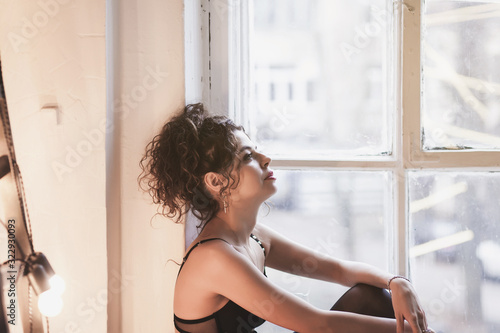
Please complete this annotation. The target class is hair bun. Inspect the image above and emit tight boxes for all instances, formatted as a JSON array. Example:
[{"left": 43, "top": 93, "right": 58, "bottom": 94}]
[{"left": 183, "top": 103, "right": 206, "bottom": 127}]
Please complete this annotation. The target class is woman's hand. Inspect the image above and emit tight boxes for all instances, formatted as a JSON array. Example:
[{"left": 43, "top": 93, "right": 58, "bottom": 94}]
[{"left": 389, "top": 278, "right": 434, "bottom": 333}]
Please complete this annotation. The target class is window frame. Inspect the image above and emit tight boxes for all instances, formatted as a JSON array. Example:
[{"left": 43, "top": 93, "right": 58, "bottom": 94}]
[{"left": 185, "top": 0, "right": 500, "bottom": 276}]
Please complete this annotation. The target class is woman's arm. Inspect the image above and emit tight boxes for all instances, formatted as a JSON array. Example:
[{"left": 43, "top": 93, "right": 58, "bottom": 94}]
[
  {"left": 254, "top": 223, "right": 431, "bottom": 333},
  {"left": 189, "top": 239, "right": 414, "bottom": 333},
  {"left": 254, "top": 223, "right": 391, "bottom": 286}
]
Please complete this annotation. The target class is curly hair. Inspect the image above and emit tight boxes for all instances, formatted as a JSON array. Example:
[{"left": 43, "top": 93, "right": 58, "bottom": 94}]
[{"left": 139, "top": 103, "right": 244, "bottom": 225}]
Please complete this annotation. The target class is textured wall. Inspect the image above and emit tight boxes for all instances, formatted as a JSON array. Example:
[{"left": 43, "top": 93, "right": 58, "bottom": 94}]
[
  {"left": 0, "top": 0, "right": 185, "bottom": 332},
  {"left": 108, "top": 0, "right": 185, "bottom": 332},
  {"left": 0, "top": 0, "right": 107, "bottom": 332}
]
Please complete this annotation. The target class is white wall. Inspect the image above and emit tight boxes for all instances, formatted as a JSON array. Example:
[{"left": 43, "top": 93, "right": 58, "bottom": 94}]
[
  {"left": 0, "top": 0, "right": 108, "bottom": 332},
  {"left": 0, "top": 0, "right": 186, "bottom": 332},
  {"left": 108, "top": 0, "right": 185, "bottom": 332}
]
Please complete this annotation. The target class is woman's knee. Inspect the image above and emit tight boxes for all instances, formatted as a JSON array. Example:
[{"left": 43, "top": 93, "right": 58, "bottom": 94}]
[{"left": 331, "top": 283, "right": 395, "bottom": 318}]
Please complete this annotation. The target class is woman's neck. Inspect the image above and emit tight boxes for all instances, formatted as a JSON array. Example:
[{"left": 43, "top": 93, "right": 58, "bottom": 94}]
[{"left": 207, "top": 208, "right": 259, "bottom": 245}]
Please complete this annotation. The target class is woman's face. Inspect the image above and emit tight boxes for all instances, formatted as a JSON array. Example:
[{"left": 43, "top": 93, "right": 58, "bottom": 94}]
[{"left": 228, "top": 130, "right": 277, "bottom": 205}]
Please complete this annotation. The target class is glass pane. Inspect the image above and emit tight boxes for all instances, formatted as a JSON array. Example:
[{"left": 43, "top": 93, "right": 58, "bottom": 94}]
[
  {"left": 409, "top": 172, "right": 500, "bottom": 333},
  {"left": 250, "top": 0, "right": 392, "bottom": 158},
  {"left": 260, "top": 170, "right": 391, "bottom": 332},
  {"left": 422, "top": 1, "right": 500, "bottom": 150}
]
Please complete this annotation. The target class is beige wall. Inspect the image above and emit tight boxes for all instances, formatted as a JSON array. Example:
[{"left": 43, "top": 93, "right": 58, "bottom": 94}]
[
  {"left": 0, "top": 0, "right": 107, "bottom": 332},
  {"left": 0, "top": 0, "right": 185, "bottom": 332},
  {"left": 108, "top": 0, "right": 185, "bottom": 332}
]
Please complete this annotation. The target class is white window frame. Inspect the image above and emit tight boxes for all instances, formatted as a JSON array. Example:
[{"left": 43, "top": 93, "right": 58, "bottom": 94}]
[{"left": 184, "top": 0, "right": 500, "bottom": 276}]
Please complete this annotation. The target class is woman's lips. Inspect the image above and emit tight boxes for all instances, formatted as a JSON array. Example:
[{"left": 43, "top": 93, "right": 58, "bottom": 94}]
[{"left": 265, "top": 171, "right": 276, "bottom": 180}]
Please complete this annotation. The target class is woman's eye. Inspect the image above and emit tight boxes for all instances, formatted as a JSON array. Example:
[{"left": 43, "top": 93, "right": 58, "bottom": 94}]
[{"left": 244, "top": 153, "right": 253, "bottom": 161}]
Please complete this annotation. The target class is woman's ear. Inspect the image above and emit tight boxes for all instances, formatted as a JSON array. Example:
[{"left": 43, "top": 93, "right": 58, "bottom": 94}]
[{"left": 204, "top": 172, "right": 225, "bottom": 195}]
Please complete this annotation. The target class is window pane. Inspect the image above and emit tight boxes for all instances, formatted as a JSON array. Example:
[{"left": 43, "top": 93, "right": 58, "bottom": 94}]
[
  {"left": 250, "top": 0, "right": 392, "bottom": 158},
  {"left": 409, "top": 172, "right": 500, "bottom": 333},
  {"left": 260, "top": 170, "right": 391, "bottom": 332},
  {"left": 422, "top": 1, "right": 500, "bottom": 150}
]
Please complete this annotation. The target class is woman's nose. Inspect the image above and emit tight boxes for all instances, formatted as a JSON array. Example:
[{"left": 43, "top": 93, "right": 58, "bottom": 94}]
[{"left": 260, "top": 153, "right": 271, "bottom": 168}]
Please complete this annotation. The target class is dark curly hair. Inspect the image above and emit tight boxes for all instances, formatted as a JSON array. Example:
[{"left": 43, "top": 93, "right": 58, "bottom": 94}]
[{"left": 139, "top": 103, "right": 244, "bottom": 225}]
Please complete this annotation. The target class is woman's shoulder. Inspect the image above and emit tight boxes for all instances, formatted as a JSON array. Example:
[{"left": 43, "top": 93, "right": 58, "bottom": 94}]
[
  {"left": 183, "top": 237, "right": 234, "bottom": 265},
  {"left": 178, "top": 235, "right": 269, "bottom": 295},
  {"left": 253, "top": 221, "right": 278, "bottom": 236},
  {"left": 174, "top": 238, "right": 236, "bottom": 318}
]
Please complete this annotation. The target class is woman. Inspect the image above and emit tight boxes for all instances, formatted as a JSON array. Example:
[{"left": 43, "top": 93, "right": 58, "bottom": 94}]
[{"left": 139, "top": 104, "right": 434, "bottom": 333}]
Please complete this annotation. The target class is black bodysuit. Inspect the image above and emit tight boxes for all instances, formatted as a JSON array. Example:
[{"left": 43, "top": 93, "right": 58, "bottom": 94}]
[{"left": 174, "top": 234, "right": 267, "bottom": 333}]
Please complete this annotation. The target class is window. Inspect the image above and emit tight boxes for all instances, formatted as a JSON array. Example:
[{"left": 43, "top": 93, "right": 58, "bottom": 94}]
[
  {"left": 249, "top": 0, "right": 392, "bottom": 157},
  {"left": 261, "top": 170, "right": 391, "bottom": 314},
  {"left": 189, "top": 0, "right": 500, "bottom": 331},
  {"left": 422, "top": 1, "right": 500, "bottom": 150}
]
